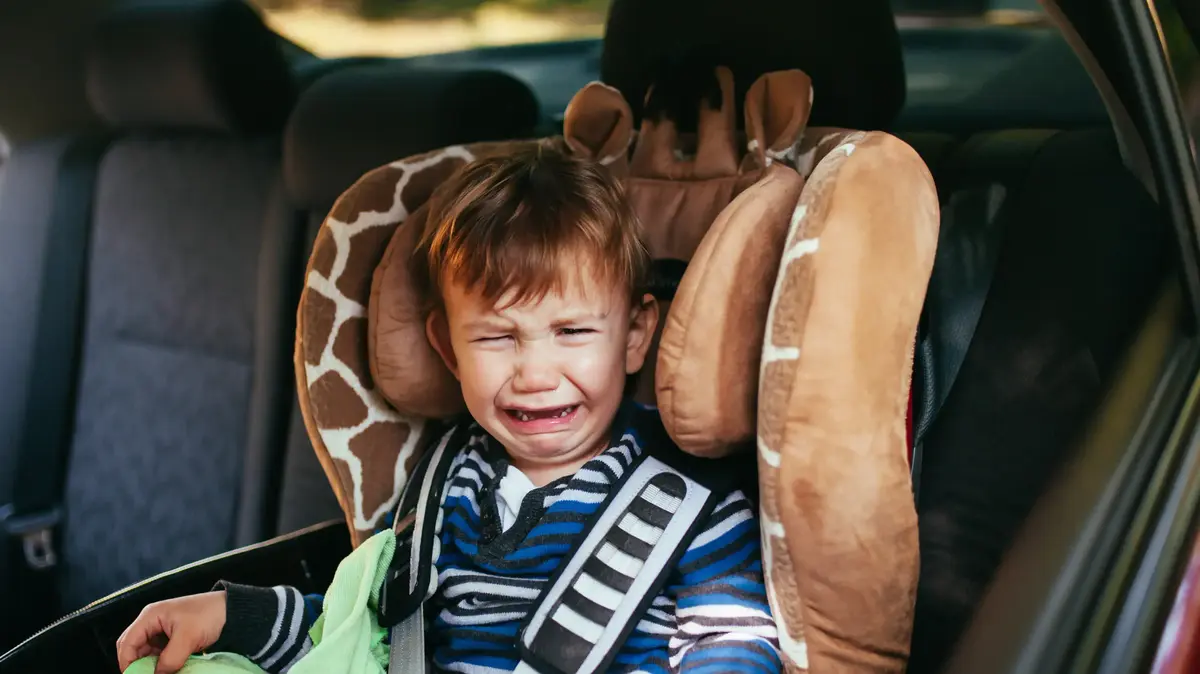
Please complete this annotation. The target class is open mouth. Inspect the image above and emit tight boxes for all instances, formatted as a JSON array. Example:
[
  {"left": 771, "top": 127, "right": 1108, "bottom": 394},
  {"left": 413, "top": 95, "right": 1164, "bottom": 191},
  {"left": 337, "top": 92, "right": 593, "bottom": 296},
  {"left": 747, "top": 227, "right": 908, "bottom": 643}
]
[{"left": 505, "top": 405, "right": 578, "bottom": 423}]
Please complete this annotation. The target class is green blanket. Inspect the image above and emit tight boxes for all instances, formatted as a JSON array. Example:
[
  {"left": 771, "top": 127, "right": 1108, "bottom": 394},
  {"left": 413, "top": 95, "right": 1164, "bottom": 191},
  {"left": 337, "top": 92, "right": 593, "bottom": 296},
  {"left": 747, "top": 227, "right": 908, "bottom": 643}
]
[{"left": 126, "top": 529, "right": 396, "bottom": 674}]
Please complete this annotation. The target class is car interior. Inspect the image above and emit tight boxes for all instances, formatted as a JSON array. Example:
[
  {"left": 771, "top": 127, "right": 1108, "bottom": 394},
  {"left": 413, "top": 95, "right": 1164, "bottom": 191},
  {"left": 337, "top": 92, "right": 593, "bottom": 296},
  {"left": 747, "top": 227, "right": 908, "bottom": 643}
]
[{"left": 0, "top": 0, "right": 1189, "bottom": 671}]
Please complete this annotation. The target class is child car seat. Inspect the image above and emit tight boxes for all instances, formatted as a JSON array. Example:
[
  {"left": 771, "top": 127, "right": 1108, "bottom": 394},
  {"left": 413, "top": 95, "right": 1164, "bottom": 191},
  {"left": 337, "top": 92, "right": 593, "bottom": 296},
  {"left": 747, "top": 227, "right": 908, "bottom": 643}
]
[{"left": 294, "top": 67, "right": 938, "bottom": 673}]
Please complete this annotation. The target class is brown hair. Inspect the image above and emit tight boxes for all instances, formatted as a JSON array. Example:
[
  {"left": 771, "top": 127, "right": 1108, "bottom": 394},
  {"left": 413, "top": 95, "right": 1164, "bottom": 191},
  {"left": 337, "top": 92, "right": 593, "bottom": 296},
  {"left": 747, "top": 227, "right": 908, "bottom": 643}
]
[{"left": 413, "top": 143, "right": 650, "bottom": 312}]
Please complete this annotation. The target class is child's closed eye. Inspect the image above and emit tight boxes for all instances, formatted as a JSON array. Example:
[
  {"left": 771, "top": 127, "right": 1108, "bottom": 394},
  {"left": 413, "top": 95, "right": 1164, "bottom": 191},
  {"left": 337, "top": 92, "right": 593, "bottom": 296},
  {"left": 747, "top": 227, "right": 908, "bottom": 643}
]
[
  {"left": 471, "top": 334, "right": 513, "bottom": 344},
  {"left": 559, "top": 327, "right": 596, "bottom": 336}
]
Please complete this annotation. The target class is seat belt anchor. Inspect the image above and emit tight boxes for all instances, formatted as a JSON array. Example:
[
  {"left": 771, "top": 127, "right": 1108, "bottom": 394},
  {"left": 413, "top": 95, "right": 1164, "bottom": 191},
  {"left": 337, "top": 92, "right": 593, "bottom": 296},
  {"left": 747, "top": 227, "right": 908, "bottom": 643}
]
[{"left": 1, "top": 505, "right": 62, "bottom": 570}]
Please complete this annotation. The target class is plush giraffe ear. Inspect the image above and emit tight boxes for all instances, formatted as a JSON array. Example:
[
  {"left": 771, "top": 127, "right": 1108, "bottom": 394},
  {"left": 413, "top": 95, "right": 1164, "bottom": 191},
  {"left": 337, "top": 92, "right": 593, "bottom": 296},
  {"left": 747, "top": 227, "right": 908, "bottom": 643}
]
[
  {"left": 563, "top": 82, "right": 634, "bottom": 172},
  {"left": 744, "top": 70, "right": 813, "bottom": 168}
]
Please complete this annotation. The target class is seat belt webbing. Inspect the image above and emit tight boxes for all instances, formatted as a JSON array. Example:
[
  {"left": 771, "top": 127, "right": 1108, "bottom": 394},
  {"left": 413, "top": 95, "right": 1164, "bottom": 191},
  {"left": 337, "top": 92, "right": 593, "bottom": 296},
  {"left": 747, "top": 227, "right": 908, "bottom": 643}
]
[
  {"left": 515, "top": 455, "right": 715, "bottom": 674},
  {"left": 385, "top": 429, "right": 458, "bottom": 672},
  {"left": 910, "top": 183, "right": 1008, "bottom": 501},
  {"left": 384, "top": 441, "right": 718, "bottom": 674},
  {"left": 0, "top": 135, "right": 111, "bottom": 647}
]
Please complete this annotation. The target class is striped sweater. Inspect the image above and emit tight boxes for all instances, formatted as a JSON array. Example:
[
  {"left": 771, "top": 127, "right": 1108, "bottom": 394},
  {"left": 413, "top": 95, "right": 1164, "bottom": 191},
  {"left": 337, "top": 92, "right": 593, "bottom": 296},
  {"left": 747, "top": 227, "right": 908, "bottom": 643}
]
[{"left": 212, "top": 408, "right": 780, "bottom": 673}]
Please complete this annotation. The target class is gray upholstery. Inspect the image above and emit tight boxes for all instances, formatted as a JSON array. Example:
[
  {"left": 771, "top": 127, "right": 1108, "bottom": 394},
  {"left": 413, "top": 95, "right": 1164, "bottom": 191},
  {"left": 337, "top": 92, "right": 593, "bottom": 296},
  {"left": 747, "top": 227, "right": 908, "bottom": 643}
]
[
  {"left": 284, "top": 64, "right": 539, "bottom": 211},
  {"left": 234, "top": 173, "right": 308, "bottom": 548},
  {"left": 87, "top": 0, "right": 295, "bottom": 133},
  {"left": 60, "top": 138, "right": 288, "bottom": 607},
  {"left": 0, "top": 0, "right": 304, "bottom": 611}
]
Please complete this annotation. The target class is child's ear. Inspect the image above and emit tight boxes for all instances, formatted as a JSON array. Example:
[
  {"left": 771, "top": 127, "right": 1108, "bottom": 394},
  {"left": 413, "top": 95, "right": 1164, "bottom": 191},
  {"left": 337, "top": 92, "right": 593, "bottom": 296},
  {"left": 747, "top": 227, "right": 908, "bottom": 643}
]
[
  {"left": 425, "top": 310, "right": 460, "bottom": 379},
  {"left": 625, "top": 293, "right": 659, "bottom": 374}
]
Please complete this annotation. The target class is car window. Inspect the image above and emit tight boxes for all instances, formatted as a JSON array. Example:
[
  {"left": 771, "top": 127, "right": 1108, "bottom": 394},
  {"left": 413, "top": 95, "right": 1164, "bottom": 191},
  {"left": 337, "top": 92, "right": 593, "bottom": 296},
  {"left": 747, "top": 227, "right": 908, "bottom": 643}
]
[
  {"left": 247, "top": 0, "right": 613, "bottom": 58},
  {"left": 248, "top": 0, "right": 1043, "bottom": 58},
  {"left": 892, "top": 0, "right": 1041, "bottom": 15},
  {"left": 1155, "top": 0, "right": 1200, "bottom": 142}
]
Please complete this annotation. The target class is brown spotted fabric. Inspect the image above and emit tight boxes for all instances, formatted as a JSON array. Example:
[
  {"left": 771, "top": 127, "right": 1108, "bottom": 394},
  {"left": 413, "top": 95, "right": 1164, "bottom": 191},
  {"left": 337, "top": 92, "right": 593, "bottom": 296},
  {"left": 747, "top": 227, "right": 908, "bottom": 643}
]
[{"left": 293, "top": 70, "right": 938, "bottom": 674}]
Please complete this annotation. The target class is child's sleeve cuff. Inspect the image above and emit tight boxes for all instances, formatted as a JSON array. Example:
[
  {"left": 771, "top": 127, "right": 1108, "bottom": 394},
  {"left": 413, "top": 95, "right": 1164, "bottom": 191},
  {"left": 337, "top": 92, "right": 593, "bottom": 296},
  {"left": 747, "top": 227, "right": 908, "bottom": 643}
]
[{"left": 208, "top": 581, "right": 292, "bottom": 658}]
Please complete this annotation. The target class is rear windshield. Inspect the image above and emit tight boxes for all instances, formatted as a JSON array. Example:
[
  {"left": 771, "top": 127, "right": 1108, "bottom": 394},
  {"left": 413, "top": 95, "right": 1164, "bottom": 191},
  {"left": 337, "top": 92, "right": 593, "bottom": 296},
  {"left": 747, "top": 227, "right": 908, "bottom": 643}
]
[{"left": 250, "top": 0, "right": 1044, "bottom": 58}]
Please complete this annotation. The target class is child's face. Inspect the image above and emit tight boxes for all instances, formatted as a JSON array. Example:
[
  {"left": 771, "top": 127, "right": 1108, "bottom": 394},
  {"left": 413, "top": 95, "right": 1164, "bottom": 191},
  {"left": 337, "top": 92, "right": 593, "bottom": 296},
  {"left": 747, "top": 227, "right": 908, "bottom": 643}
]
[{"left": 427, "top": 263, "right": 657, "bottom": 478}]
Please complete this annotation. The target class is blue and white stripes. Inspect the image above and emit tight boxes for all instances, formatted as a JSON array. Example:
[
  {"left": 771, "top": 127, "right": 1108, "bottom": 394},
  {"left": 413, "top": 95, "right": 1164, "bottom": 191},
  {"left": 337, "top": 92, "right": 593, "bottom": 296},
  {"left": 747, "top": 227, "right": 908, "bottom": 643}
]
[{"left": 213, "top": 411, "right": 780, "bottom": 673}]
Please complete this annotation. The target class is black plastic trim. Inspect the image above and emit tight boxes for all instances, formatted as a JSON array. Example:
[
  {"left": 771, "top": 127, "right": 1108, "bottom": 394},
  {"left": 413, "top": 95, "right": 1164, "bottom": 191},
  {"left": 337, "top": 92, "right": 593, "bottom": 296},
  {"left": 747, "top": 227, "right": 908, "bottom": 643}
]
[
  {"left": 1109, "top": 0, "right": 1200, "bottom": 329},
  {"left": 1096, "top": 360, "right": 1200, "bottom": 673},
  {"left": 0, "top": 520, "right": 349, "bottom": 673}
]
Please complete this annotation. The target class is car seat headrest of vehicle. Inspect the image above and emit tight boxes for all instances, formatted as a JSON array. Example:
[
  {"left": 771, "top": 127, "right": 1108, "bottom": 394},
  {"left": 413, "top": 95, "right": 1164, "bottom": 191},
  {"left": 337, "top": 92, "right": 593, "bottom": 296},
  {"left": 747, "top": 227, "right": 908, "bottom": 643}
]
[
  {"left": 87, "top": 0, "right": 295, "bottom": 134},
  {"left": 600, "top": 0, "right": 905, "bottom": 131},
  {"left": 294, "top": 67, "right": 938, "bottom": 674},
  {"left": 284, "top": 64, "right": 540, "bottom": 211}
]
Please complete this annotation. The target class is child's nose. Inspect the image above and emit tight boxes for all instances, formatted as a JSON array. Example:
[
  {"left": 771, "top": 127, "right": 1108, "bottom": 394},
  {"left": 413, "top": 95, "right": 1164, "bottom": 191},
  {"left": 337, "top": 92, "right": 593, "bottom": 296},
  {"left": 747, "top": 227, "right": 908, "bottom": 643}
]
[{"left": 512, "top": 358, "right": 558, "bottom": 393}]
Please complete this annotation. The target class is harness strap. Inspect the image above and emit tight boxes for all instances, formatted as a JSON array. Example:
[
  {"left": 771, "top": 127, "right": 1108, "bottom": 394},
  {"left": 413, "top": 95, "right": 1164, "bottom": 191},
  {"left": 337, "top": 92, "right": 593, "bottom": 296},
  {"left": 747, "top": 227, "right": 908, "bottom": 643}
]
[
  {"left": 0, "top": 135, "right": 112, "bottom": 650},
  {"left": 515, "top": 455, "right": 717, "bottom": 674},
  {"left": 382, "top": 427, "right": 462, "bottom": 672},
  {"left": 381, "top": 422, "right": 722, "bottom": 674}
]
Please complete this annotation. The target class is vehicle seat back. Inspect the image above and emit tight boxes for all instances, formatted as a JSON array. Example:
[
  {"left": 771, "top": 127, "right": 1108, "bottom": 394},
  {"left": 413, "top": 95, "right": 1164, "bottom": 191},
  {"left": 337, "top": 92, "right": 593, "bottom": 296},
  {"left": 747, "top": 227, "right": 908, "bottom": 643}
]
[{"left": 57, "top": 0, "right": 298, "bottom": 609}]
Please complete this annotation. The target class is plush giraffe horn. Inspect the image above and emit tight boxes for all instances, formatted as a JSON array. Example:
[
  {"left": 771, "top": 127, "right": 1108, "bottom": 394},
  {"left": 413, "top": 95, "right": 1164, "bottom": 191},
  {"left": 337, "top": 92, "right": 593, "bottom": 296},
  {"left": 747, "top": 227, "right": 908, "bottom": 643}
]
[
  {"left": 629, "top": 66, "right": 740, "bottom": 180},
  {"left": 691, "top": 66, "right": 739, "bottom": 179},
  {"left": 628, "top": 81, "right": 681, "bottom": 178}
]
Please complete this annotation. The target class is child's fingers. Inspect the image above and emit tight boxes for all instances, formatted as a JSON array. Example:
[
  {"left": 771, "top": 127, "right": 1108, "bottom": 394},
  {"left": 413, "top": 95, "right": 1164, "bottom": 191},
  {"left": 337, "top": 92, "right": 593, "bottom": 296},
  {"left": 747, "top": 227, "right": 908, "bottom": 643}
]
[
  {"left": 118, "top": 644, "right": 160, "bottom": 672},
  {"left": 137, "top": 642, "right": 161, "bottom": 660},
  {"left": 152, "top": 628, "right": 198, "bottom": 674},
  {"left": 116, "top": 612, "right": 162, "bottom": 671}
]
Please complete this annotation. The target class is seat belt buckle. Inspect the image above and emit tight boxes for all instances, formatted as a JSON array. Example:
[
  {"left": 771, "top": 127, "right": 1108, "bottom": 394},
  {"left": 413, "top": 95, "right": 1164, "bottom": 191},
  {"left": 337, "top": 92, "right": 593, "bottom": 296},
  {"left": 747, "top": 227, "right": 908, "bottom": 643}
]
[
  {"left": 1, "top": 505, "right": 62, "bottom": 571},
  {"left": 378, "top": 533, "right": 421, "bottom": 628}
]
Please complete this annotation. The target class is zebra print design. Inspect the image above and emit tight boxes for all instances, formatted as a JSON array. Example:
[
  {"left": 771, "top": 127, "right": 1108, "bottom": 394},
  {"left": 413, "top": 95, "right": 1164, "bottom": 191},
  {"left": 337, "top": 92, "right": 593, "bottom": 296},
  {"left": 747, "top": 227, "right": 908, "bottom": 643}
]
[{"left": 523, "top": 473, "right": 688, "bottom": 674}]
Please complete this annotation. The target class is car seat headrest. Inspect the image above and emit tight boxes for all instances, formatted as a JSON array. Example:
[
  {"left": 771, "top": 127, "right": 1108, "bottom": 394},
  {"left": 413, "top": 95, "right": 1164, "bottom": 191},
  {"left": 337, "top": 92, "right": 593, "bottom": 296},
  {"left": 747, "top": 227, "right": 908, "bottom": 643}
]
[
  {"left": 87, "top": 0, "right": 295, "bottom": 134},
  {"left": 600, "top": 0, "right": 905, "bottom": 130},
  {"left": 367, "top": 68, "right": 813, "bottom": 455},
  {"left": 284, "top": 64, "right": 540, "bottom": 211}
]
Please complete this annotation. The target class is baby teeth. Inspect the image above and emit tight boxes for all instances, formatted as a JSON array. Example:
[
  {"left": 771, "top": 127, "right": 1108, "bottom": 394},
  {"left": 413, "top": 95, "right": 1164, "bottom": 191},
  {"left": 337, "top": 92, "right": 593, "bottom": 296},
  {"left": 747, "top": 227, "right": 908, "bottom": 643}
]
[{"left": 513, "top": 406, "right": 573, "bottom": 422}]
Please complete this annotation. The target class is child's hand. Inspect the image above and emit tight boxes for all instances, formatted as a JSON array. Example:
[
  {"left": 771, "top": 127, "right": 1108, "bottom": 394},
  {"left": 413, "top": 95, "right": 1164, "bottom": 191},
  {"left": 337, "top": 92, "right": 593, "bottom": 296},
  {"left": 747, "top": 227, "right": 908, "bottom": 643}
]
[{"left": 115, "top": 591, "right": 227, "bottom": 674}]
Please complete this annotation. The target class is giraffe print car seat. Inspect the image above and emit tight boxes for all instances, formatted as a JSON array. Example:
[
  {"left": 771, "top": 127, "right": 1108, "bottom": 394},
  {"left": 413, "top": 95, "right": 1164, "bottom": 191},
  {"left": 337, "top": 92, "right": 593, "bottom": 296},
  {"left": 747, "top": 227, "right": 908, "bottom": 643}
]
[{"left": 294, "top": 67, "right": 939, "bottom": 673}]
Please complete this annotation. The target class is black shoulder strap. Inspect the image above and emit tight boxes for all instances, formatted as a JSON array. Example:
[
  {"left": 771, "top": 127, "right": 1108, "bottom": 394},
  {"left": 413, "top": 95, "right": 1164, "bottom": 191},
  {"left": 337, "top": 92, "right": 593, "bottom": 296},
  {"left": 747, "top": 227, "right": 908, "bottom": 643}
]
[
  {"left": 911, "top": 182, "right": 1008, "bottom": 500},
  {"left": 379, "top": 423, "right": 464, "bottom": 628},
  {"left": 381, "top": 423, "right": 467, "bottom": 673},
  {"left": 0, "top": 135, "right": 111, "bottom": 648}
]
